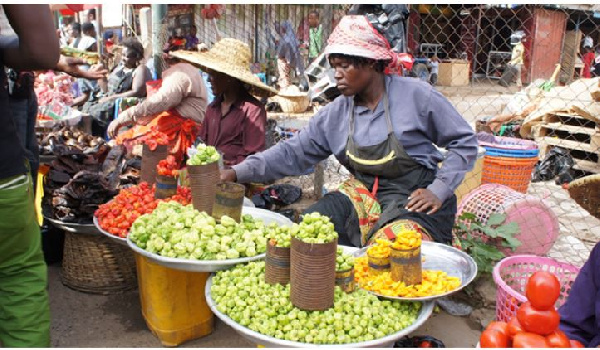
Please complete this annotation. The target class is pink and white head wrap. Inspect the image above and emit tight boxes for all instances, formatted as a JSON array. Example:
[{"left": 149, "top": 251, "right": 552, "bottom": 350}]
[{"left": 324, "top": 15, "right": 393, "bottom": 62}]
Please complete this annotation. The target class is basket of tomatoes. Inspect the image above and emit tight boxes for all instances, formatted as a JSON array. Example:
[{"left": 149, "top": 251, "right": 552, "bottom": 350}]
[
  {"left": 492, "top": 255, "right": 579, "bottom": 322},
  {"left": 481, "top": 271, "right": 584, "bottom": 348}
]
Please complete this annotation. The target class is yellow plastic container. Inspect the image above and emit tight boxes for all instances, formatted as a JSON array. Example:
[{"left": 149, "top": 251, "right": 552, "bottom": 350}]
[
  {"left": 455, "top": 147, "right": 486, "bottom": 204},
  {"left": 135, "top": 254, "right": 214, "bottom": 347}
]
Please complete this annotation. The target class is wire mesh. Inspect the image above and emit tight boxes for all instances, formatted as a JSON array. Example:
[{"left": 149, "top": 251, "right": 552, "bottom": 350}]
[{"left": 186, "top": 4, "right": 600, "bottom": 265}]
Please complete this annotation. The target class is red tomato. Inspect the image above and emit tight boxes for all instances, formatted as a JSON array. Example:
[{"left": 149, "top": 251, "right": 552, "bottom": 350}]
[
  {"left": 513, "top": 332, "right": 549, "bottom": 348},
  {"left": 526, "top": 271, "right": 561, "bottom": 310},
  {"left": 480, "top": 329, "right": 508, "bottom": 348},
  {"left": 545, "top": 330, "right": 570, "bottom": 348},
  {"left": 570, "top": 339, "right": 585, "bottom": 348},
  {"left": 486, "top": 321, "right": 509, "bottom": 338},
  {"left": 507, "top": 317, "right": 524, "bottom": 338},
  {"left": 516, "top": 301, "right": 560, "bottom": 336}
]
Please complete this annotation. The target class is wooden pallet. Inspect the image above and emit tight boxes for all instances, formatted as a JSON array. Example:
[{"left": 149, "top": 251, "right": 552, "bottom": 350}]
[{"left": 533, "top": 114, "right": 600, "bottom": 174}]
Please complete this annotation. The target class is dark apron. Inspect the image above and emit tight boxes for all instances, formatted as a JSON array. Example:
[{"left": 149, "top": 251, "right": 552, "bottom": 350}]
[{"left": 344, "top": 85, "right": 456, "bottom": 245}]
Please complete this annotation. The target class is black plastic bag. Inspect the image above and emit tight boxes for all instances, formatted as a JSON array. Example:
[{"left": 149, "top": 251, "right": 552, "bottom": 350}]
[
  {"left": 532, "top": 147, "right": 574, "bottom": 184},
  {"left": 251, "top": 184, "right": 302, "bottom": 209},
  {"left": 394, "top": 336, "right": 446, "bottom": 348},
  {"left": 348, "top": 4, "right": 409, "bottom": 53}
]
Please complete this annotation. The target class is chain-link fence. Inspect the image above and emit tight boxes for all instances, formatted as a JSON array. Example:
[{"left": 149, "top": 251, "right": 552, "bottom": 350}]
[{"left": 192, "top": 4, "right": 600, "bottom": 266}]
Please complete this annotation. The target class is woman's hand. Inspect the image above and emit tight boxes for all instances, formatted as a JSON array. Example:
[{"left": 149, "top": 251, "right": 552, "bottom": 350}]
[
  {"left": 107, "top": 113, "right": 135, "bottom": 139},
  {"left": 405, "top": 188, "right": 442, "bottom": 215},
  {"left": 220, "top": 169, "right": 237, "bottom": 183},
  {"left": 98, "top": 96, "right": 113, "bottom": 104}
]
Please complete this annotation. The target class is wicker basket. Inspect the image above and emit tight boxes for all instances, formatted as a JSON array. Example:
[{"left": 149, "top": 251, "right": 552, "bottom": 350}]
[
  {"left": 61, "top": 231, "right": 137, "bottom": 294},
  {"left": 492, "top": 255, "right": 579, "bottom": 322},
  {"left": 568, "top": 174, "right": 600, "bottom": 219},
  {"left": 275, "top": 86, "right": 310, "bottom": 114}
]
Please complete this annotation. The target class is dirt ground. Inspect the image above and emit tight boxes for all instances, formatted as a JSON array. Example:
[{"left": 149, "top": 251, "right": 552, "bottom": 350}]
[{"left": 48, "top": 263, "right": 482, "bottom": 348}]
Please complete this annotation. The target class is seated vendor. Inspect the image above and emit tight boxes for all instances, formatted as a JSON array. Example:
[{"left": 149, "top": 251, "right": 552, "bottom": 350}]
[
  {"left": 82, "top": 37, "right": 152, "bottom": 136},
  {"left": 559, "top": 242, "right": 600, "bottom": 347},
  {"left": 179, "top": 38, "right": 277, "bottom": 167},
  {"left": 221, "top": 15, "right": 478, "bottom": 247},
  {"left": 107, "top": 47, "right": 209, "bottom": 163}
]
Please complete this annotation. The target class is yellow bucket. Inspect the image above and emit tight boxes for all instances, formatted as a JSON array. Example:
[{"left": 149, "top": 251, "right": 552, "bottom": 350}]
[{"left": 135, "top": 254, "right": 214, "bottom": 347}]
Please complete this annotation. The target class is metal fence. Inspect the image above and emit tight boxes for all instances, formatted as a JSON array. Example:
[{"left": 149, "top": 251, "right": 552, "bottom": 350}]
[{"left": 194, "top": 4, "right": 600, "bottom": 266}]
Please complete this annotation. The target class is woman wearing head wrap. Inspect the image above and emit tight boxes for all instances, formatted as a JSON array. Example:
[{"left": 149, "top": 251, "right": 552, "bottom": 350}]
[
  {"left": 222, "top": 15, "right": 477, "bottom": 246},
  {"left": 276, "top": 20, "right": 304, "bottom": 89}
]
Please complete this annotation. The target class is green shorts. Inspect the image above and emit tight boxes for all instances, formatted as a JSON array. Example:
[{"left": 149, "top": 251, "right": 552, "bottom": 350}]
[{"left": 0, "top": 173, "right": 50, "bottom": 347}]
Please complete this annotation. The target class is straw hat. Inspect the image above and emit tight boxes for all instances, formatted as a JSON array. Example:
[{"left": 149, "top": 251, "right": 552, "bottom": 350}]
[{"left": 171, "top": 38, "right": 278, "bottom": 98}]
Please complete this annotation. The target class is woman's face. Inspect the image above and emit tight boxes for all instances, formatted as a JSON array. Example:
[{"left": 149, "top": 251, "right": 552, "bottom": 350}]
[
  {"left": 329, "top": 56, "right": 374, "bottom": 96},
  {"left": 207, "top": 69, "right": 231, "bottom": 96},
  {"left": 122, "top": 47, "right": 139, "bottom": 69}
]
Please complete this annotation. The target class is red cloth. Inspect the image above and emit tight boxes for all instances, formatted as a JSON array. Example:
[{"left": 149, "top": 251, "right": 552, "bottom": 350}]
[
  {"left": 116, "top": 109, "right": 200, "bottom": 164},
  {"left": 198, "top": 92, "right": 266, "bottom": 167},
  {"left": 325, "top": 15, "right": 393, "bottom": 62},
  {"left": 583, "top": 52, "right": 595, "bottom": 78}
]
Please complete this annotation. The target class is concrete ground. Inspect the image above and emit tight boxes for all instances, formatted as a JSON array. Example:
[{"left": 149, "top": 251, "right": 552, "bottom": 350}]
[{"left": 48, "top": 264, "right": 481, "bottom": 348}]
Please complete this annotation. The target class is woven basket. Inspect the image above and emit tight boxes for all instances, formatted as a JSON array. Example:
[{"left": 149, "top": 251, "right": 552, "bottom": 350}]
[
  {"left": 568, "top": 174, "right": 600, "bottom": 219},
  {"left": 456, "top": 184, "right": 559, "bottom": 256},
  {"left": 274, "top": 94, "right": 310, "bottom": 114},
  {"left": 61, "top": 231, "right": 137, "bottom": 294},
  {"left": 492, "top": 255, "right": 579, "bottom": 322}
]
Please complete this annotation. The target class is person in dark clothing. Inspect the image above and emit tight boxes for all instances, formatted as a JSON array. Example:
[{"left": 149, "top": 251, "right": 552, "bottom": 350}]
[
  {"left": 82, "top": 37, "right": 152, "bottom": 136},
  {"left": 559, "top": 242, "right": 600, "bottom": 347},
  {"left": 0, "top": 5, "right": 59, "bottom": 347},
  {"left": 221, "top": 15, "right": 477, "bottom": 247}
]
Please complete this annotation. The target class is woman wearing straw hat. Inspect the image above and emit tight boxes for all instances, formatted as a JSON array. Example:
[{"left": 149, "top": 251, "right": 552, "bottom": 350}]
[
  {"left": 107, "top": 46, "right": 209, "bottom": 163},
  {"left": 170, "top": 38, "right": 278, "bottom": 167},
  {"left": 222, "top": 15, "right": 478, "bottom": 247}
]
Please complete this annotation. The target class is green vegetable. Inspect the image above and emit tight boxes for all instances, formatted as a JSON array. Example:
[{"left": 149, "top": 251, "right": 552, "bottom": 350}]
[
  {"left": 211, "top": 261, "right": 421, "bottom": 344},
  {"left": 129, "top": 202, "right": 268, "bottom": 260},
  {"left": 292, "top": 212, "right": 338, "bottom": 244},
  {"left": 186, "top": 143, "right": 221, "bottom": 166},
  {"left": 266, "top": 222, "right": 294, "bottom": 248},
  {"left": 336, "top": 247, "right": 354, "bottom": 272}
]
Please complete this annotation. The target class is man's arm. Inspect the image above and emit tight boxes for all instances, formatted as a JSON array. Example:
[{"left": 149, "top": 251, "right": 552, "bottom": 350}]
[{"left": 3, "top": 5, "right": 59, "bottom": 70}]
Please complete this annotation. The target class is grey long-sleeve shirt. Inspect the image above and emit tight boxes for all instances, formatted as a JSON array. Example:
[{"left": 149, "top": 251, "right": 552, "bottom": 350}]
[{"left": 233, "top": 75, "right": 478, "bottom": 203}]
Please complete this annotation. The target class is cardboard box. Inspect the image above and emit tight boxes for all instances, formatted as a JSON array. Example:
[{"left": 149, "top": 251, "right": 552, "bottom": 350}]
[{"left": 438, "top": 60, "right": 470, "bottom": 86}]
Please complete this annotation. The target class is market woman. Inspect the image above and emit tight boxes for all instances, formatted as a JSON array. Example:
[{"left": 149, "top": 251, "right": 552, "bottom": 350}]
[
  {"left": 107, "top": 48, "right": 209, "bottom": 163},
  {"left": 82, "top": 37, "right": 152, "bottom": 136},
  {"left": 221, "top": 15, "right": 478, "bottom": 247},
  {"left": 172, "top": 38, "right": 277, "bottom": 167},
  {"left": 276, "top": 20, "right": 304, "bottom": 89}
]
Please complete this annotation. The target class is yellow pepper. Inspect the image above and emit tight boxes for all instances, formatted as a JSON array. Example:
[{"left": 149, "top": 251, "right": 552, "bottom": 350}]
[
  {"left": 354, "top": 256, "right": 461, "bottom": 298},
  {"left": 367, "top": 239, "right": 392, "bottom": 259},
  {"left": 391, "top": 230, "right": 422, "bottom": 250}
]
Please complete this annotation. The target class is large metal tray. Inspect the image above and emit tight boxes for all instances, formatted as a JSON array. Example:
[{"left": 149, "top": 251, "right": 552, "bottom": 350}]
[
  {"left": 205, "top": 275, "right": 434, "bottom": 348},
  {"left": 354, "top": 241, "right": 477, "bottom": 302},
  {"left": 45, "top": 217, "right": 100, "bottom": 235},
  {"left": 93, "top": 216, "right": 128, "bottom": 246},
  {"left": 126, "top": 207, "right": 293, "bottom": 272}
]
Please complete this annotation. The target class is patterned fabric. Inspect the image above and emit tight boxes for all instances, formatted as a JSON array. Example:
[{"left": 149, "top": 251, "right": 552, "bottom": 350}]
[
  {"left": 277, "top": 58, "right": 292, "bottom": 89},
  {"left": 309, "top": 25, "right": 323, "bottom": 59},
  {"left": 324, "top": 15, "right": 393, "bottom": 62},
  {"left": 338, "top": 178, "right": 381, "bottom": 246},
  {"left": 369, "top": 220, "right": 432, "bottom": 246}
]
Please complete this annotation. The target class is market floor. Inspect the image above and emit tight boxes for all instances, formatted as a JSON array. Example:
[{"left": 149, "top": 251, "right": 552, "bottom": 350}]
[{"left": 48, "top": 263, "right": 481, "bottom": 348}]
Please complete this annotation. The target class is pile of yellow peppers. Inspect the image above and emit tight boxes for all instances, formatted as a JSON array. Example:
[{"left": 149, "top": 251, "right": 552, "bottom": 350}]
[
  {"left": 391, "top": 230, "right": 422, "bottom": 250},
  {"left": 354, "top": 256, "right": 461, "bottom": 298}
]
